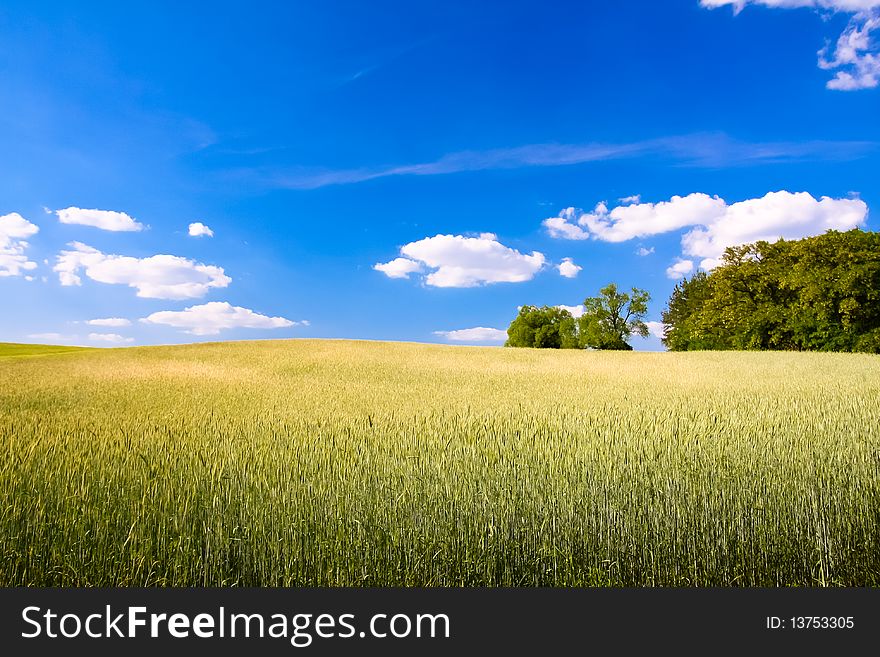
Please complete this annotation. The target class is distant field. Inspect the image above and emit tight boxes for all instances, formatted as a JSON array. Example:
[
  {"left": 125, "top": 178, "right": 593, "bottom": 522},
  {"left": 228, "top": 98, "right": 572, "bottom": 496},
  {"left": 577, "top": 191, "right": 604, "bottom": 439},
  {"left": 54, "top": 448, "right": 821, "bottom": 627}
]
[
  {"left": 1, "top": 339, "right": 878, "bottom": 586},
  {"left": 0, "top": 342, "right": 92, "bottom": 359}
]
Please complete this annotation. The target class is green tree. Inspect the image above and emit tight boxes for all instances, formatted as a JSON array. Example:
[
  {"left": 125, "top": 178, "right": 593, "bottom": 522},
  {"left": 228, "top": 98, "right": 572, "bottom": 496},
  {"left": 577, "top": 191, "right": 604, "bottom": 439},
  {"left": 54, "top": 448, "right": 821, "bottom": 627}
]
[
  {"left": 662, "top": 229, "right": 880, "bottom": 353},
  {"left": 505, "top": 305, "right": 578, "bottom": 349},
  {"left": 662, "top": 272, "right": 729, "bottom": 350},
  {"left": 579, "top": 283, "right": 650, "bottom": 350}
]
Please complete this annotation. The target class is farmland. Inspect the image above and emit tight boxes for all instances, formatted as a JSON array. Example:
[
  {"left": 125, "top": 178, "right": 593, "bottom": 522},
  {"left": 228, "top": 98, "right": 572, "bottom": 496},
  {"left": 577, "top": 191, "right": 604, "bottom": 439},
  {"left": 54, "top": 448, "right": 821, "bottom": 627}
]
[{"left": 0, "top": 339, "right": 878, "bottom": 586}]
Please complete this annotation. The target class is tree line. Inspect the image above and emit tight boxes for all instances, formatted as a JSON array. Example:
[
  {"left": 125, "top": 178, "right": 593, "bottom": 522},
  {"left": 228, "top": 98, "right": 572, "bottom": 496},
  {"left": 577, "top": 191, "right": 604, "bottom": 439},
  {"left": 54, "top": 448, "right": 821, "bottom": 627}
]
[
  {"left": 662, "top": 229, "right": 880, "bottom": 353},
  {"left": 505, "top": 229, "right": 879, "bottom": 353}
]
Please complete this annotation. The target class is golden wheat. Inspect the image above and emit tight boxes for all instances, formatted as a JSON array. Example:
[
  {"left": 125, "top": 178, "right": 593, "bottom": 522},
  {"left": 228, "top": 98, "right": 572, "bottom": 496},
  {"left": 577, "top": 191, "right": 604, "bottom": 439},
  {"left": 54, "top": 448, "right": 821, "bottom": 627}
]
[{"left": 0, "top": 340, "right": 878, "bottom": 586}]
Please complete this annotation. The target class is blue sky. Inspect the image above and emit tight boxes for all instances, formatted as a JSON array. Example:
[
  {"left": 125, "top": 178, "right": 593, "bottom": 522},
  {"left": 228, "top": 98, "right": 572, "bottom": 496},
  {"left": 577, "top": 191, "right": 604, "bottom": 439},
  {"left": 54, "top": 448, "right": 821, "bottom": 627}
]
[{"left": 1, "top": 0, "right": 878, "bottom": 350}]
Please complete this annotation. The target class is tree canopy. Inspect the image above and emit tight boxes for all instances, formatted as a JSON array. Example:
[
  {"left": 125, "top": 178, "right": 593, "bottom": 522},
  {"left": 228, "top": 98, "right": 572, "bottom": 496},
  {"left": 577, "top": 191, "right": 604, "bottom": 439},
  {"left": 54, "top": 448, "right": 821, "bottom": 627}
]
[
  {"left": 662, "top": 229, "right": 880, "bottom": 353},
  {"left": 578, "top": 283, "right": 650, "bottom": 350},
  {"left": 505, "top": 284, "right": 650, "bottom": 350},
  {"left": 505, "top": 305, "right": 578, "bottom": 349}
]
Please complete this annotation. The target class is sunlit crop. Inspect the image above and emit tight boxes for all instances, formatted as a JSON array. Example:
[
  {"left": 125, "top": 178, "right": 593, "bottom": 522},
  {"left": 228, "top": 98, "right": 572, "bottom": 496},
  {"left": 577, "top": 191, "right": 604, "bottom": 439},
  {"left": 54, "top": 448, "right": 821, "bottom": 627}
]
[{"left": 1, "top": 340, "right": 878, "bottom": 586}]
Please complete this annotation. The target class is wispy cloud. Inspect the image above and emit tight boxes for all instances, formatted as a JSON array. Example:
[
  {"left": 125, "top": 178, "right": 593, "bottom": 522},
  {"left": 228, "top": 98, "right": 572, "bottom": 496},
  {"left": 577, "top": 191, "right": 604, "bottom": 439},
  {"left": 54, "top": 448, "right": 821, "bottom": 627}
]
[
  {"left": 336, "top": 62, "right": 383, "bottom": 88},
  {"left": 88, "top": 332, "right": 134, "bottom": 344},
  {"left": 657, "top": 133, "right": 877, "bottom": 166},
  {"left": 332, "top": 34, "right": 440, "bottom": 89},
  {"left": 26, "top": 332, "right": 88, "bottom": 346},
  {"left": 238, "top": 133, "right": 875, "bottom": 190}
]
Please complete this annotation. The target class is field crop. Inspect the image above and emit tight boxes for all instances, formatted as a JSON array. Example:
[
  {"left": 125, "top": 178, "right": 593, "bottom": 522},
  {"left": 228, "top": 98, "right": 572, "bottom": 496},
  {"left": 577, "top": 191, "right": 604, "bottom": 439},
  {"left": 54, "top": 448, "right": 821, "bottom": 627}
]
[{"left": 0, "top": 339, "right": 878, "bottom": 586}]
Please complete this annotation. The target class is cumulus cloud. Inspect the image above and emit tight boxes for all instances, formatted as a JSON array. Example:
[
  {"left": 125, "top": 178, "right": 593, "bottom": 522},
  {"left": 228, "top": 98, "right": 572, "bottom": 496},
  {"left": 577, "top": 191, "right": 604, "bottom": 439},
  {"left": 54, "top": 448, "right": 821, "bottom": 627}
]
[
  {"left": 53, "top": 243, "right": 231, "bottom": 299},
  {"left": 645, "top": 321, "right": 667, "bottom": 339},
  {"left": 188, "top": 222, "right": 214, "bottom": 237},
  {"left": 636, "top": 246, "right": 655, "bottom": 256},
  {"left": 620, "top": 194, "right": 642, "bottom": 204},
  {"left": 556, "top": 304, "right": 586, "bottom": 318},
  {"left": 376, "top": 234, "right": 545, "bottom": 288},
  {"left": 88, "top": 333, "right": 134, "bottom": 344},
  {"left": 56, "top": 207, "right": 144, "bottom": 232},
  {"left": 667, "top": 259, "right": 696, "bottom": 279},
  {"left": 372, "top": 257, "right": 423, "bottom": 279},
  {"left": 679, "top": 191, "right": 867, "bottom": 266},
  {"left": 543, "top": 207, "right": 591, "bottom": 240},
  {"left": 557, "top": 257, "right": 583, "bottom": 278},
  {"left": 570, "top": 195, "right": 729, "bottom": 243},
  {"left": 434, "top": 327, "right": 508, "bottom": 342},
  {"left": 0, "top": 212, "right": 40, "bottom": 277},
  {"left": 701, "top": 1, "right": 880, "bottom": 90},
  {"left": 141, "top": 301, "right": 301, "bottom": 335},
  {"left": 546, "top": 191, "right": 867, "bottom": 271},
  {"left": 86, "top": 317, "right": 131, "bottom": 327}
]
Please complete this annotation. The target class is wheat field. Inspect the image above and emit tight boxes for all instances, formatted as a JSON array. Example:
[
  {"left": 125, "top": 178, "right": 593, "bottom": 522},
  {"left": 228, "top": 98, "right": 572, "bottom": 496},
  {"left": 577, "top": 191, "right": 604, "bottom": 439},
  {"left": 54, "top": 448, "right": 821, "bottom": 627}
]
[{"left": 1, "top": 339, "right": 878, "bottom": 586}]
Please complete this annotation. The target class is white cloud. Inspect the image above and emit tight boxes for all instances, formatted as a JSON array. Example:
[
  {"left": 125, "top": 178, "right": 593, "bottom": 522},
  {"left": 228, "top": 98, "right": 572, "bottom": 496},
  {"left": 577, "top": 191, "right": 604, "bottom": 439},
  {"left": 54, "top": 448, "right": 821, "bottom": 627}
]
[
  {"left": 698, "top": 257, "right": 726, "bottom": 271},
  {"left": 619, "top": 194, "right": 642, "bottom": 204},
  {"left": 819, "top": 11, "right": 880, "bottom": 90},
  {"left": 1, "top": 212, "right": 40, "bottom": 277},
  {"left": 188, "top": 222, "right": 214, "bottom": 237},
  {"left": 86, "top": 317, "right": 131, "bottom": 327},
  {"left": 56, "top": 207, "right": 144, "bottom": 232},
  {"left": 377, "top": 234, "right": 546, "bottom": 288},
  {"left": 263, "top": 133, "right": 874, "bottom": 189},
  {"left": 543, "top": 211, "right": 591, "bottom": 240},
  {"left": 546, "top": 191, "right": 867, "bottom": 272},
  {"left": 701, "top": 1, "right": 880, "bottom": 10},
  {"left": 666, "top": 259, "right": 695, "bottom": 279},
  {"left": 54, "top": 242, "right": 231, "bottom": 299},
  {"left": 373, "top": 257, "right": 423, "bottom": 279},
  {"left": 557, "top": 257, "right": 583, "bottom": 278},
  {"left": 567, "top": 194, "right": 729, "bottom": 243},
  {"left": 636, "top": 246, "right": 655, "bottom": 256},
  {"left": 88, "top": 333, "right": 134, "bottom": 344},
  {"left": 645, "top": 321, "right": 667, "bottom": 339},
  {"left": 141, "top": 301, "right": 300, "bottom": 335},
  {"left": 434, "top": 327, "right": 508, "bottom": 342},
  {"left": 27, "top": 332, "right": 76, "bottom": 343},
  {"left": 556, "top": 304, "right": 586, "bottom": 319},
  {"left": 680, "top": 191, "right": 867, "bottom": 264},
  {"left": 701, "top": 1, "right": 880, "bottom": 90}
]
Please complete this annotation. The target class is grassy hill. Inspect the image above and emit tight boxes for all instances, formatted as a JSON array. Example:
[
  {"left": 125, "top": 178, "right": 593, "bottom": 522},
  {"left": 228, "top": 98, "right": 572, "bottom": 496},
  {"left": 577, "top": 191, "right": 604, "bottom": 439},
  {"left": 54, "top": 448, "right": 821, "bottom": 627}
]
[
  {"left": 0, "top": 342, "right": 92, "bottom": 359},
  {"left": 1, "top": 339, "right": 878, "bottom": 586}
]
